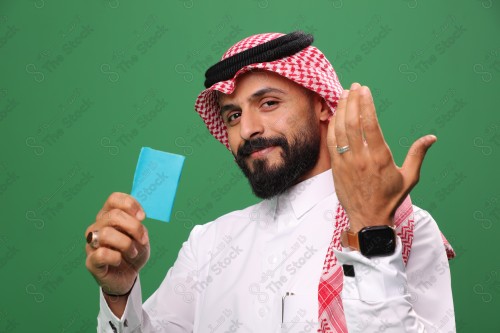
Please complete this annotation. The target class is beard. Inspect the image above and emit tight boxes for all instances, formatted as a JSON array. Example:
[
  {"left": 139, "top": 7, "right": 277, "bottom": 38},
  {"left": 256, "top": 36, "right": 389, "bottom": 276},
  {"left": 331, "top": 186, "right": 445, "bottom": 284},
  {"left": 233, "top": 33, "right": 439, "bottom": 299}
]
[{"left": 234, "top": 110, "right": 321, "bottom": 199}]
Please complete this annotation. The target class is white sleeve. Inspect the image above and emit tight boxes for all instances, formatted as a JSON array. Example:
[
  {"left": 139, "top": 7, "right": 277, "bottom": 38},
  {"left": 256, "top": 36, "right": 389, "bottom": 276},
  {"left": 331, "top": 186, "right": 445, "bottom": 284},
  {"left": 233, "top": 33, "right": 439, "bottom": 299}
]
[
  {"left": 96, "top": 224, "right": 204, "bottom": 333},
  {"left": 334, "top": 205, "right": 455, "bottom": 332}
]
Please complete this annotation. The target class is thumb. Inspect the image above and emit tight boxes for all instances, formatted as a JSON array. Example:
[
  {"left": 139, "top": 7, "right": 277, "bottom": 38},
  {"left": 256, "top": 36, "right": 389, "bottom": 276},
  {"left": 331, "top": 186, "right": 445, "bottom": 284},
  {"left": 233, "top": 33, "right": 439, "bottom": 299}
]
[{"left": 401, "top": 134, "right": 437, "bottom": 188}]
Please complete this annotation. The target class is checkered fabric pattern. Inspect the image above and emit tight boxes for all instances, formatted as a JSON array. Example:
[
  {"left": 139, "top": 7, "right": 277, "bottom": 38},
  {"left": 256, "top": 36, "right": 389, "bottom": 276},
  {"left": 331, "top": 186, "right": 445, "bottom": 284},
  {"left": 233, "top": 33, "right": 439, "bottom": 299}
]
[
  {"left": 318, "top": 196, "right": 456, "bottom": 333},
  {"left": 194, "top": 32, "right": 343, "bottom": 151},
  {"left": 193, "top": 32, "right": 456, "bottom": 333},
  {"left": 318, "top": 195, "right": 415, "bottom": 332}
]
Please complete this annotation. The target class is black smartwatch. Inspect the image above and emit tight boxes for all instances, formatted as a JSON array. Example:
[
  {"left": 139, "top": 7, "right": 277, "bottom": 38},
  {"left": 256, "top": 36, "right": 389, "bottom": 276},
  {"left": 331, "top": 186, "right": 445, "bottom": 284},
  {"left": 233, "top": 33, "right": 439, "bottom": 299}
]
[{"left": 340, "top": 225, "right": 396, "bottom": 258}]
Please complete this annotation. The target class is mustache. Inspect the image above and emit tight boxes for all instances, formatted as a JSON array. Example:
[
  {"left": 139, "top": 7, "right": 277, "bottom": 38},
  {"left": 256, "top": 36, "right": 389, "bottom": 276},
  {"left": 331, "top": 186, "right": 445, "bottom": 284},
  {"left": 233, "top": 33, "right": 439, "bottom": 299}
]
[{"left": 236, "top": 136, "right": 288, "bottom": 158}]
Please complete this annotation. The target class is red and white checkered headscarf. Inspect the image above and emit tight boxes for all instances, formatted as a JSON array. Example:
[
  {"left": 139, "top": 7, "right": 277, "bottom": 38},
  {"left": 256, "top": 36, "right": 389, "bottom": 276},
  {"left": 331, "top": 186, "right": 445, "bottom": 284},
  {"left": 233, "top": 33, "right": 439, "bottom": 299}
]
[
  {"left": 194, "top": 32, "right": 455, "bottom": 333},
  {"left": 194, "top": 32, "right": 343, "bottom": 151}
]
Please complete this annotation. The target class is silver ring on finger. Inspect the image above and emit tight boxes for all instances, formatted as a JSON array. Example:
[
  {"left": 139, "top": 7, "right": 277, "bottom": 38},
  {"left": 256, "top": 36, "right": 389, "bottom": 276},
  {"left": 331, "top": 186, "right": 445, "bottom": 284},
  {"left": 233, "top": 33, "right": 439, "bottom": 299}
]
[
  {"left": 86, "top": 230, "right": 100, "bottom": 249},
  {"left": 336, "top": 145, "right": 351, "bottom": 154}
]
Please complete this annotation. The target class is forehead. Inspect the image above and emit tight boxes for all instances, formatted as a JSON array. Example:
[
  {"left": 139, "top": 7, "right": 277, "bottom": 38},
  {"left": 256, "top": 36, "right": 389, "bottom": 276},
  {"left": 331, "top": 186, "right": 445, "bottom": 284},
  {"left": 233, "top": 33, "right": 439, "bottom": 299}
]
[{"left": 216, "top": 70, "right": 306, "bottom": 104}]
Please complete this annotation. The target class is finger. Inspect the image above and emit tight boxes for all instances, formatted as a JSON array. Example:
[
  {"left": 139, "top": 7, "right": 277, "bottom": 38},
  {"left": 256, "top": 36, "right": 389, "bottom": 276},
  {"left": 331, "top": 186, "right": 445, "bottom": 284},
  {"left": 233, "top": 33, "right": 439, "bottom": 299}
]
[
  {"left": 359, "top": 86, "right": 385, "bottom": 147},
  {"left": 86, "top": 247, "right": 122, "bottom": 277},
  {"left": 100, "top": 192, "right": 145, "bottom": 221},
  {"left": 334, "top": 89, "right": 350, "bottom": 149},
  {"left": 359, "top": 86, "right": 393, "bottom": 165},
  {"left": 401, "top": 135, "right": 437, "bottom": 189},
  {"left": 327, "top": 111, "right": 337, "bottom": 147},
  {"left": 98, "top": 226, "right": 139, "bottom": 261},
  {"left": 344, "top": 83, "right": 365, "bottom": 154},
  {"left": 96, "top": 208, "right": 149, "bottom": 246},
  {"left": 327, "top": 113, "right": 340, "bottom": 165}
]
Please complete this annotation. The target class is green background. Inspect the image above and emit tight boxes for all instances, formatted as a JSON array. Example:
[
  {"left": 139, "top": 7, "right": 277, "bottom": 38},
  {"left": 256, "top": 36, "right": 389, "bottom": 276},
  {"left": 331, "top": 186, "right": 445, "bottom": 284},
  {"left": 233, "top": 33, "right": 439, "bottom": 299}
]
[{"left": 1, "top": 0, "right": 499, "bottom": 331}]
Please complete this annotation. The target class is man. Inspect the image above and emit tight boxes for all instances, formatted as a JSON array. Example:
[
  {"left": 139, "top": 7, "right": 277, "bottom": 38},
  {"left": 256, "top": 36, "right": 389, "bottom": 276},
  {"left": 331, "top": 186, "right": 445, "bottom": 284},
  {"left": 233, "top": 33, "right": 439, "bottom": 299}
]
[{"left": 85, "top": 31, "right": 455, "bottom": 332}]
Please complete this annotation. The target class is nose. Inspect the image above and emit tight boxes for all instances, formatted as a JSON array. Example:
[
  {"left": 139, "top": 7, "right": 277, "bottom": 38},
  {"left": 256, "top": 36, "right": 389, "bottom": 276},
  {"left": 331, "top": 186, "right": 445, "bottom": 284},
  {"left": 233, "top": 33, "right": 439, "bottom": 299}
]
[{"left": 239, "top": 108, "right": 264, "bottom": 141}]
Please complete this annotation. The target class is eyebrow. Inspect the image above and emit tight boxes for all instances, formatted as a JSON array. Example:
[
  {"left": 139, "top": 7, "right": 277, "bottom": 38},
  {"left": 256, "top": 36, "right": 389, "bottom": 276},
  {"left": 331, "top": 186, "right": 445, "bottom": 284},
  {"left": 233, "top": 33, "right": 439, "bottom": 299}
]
[{"left": 219, "top": 87, "right": 286, "bottom": 115}]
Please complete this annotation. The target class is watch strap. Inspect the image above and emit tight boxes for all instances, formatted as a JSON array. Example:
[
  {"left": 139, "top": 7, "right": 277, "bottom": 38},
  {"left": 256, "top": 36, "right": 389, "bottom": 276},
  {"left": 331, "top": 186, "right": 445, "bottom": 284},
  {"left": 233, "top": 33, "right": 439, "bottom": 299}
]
[{"left": 340, "top": 229, "right": 359, "bottom": 251}]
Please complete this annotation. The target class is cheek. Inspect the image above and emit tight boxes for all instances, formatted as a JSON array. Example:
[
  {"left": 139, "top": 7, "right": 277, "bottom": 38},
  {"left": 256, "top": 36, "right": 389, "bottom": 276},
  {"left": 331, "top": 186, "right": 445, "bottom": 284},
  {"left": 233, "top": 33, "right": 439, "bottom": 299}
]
[
  {"left": 272, "top": 104, "right": 303, "bottom": 130},
  {"left": 227, "top": 131, "right": 240, "bottom": 154},
  {"left": 273, "top": 114, "right": 299, "bottom": 138}
]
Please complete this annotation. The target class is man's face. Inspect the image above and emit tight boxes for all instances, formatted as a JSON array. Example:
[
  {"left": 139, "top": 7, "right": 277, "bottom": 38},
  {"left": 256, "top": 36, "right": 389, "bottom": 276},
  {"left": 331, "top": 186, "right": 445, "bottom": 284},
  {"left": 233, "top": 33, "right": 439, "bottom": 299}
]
[{"left": 218, "top": 70, "right": 321, "bottom": 199}]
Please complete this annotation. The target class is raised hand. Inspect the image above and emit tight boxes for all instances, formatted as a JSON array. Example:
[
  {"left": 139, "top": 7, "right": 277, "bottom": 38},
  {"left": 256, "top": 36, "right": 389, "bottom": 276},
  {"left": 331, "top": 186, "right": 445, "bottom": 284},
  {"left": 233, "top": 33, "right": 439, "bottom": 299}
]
[{"left": 326, "top": 82, "right": 437, "bottom": 232}]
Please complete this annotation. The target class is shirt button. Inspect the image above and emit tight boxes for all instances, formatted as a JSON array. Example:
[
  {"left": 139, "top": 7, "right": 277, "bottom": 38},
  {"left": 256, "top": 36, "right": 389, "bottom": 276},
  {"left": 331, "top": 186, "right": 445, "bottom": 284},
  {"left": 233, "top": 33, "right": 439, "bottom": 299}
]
[{"left": 259, "top": 306, "right": 269, "bottom": 317}]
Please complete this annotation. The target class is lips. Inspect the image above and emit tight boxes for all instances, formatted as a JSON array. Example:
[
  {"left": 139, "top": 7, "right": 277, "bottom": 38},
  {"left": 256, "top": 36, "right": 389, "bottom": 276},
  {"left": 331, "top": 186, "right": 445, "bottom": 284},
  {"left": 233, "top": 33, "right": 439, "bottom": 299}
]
[{"left": 250, "top": 146, "right": 276, "bottom": 158}]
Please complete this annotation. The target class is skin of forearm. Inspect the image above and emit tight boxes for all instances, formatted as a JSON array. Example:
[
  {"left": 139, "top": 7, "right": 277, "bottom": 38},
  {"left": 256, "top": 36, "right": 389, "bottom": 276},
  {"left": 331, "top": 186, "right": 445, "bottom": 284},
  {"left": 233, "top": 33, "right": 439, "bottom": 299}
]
[{"left": 104, "top": 293, "right": 129, "bottom": 318}]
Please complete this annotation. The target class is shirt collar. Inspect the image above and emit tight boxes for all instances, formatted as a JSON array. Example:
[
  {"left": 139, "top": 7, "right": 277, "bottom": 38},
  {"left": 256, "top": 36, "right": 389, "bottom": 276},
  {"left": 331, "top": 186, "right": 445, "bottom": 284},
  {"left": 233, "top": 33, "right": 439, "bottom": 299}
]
[{"left": 269, "top": 168, "right": 335, "bottom": 220}]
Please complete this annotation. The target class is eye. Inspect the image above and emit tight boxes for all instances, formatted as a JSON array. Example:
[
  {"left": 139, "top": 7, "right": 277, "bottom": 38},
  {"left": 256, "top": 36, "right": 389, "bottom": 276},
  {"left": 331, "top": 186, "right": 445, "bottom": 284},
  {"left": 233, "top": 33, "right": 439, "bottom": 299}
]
[
  {"left": 261, "top": 100, "right": 279, "bottom": 108},
  {"left": 226, "top": 111, "right": 241, "bottom": 124}
]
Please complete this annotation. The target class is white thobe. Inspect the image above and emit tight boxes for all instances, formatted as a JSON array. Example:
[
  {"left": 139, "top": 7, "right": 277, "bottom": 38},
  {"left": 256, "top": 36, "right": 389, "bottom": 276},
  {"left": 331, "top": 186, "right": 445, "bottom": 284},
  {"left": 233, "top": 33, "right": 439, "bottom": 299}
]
[{"left": 97, "top": 169, "right": 455, "bottom": 332}]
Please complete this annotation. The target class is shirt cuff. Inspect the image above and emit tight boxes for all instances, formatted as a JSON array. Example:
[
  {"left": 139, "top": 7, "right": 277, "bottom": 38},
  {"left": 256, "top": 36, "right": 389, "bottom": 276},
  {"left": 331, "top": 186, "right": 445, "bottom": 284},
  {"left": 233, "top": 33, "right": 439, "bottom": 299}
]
[
  {"left": 333, "top": 236, "right": 408, "bottom": 302},
  {"left": 98, "top": 275, "right": 143, "bottom": 332}
]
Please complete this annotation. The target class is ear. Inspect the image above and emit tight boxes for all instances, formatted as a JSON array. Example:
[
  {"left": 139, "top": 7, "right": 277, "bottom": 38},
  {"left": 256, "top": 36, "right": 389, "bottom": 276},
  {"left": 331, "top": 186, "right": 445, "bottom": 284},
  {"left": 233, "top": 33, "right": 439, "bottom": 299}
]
[{"left": 315, "top": 95, "right": 331, "bottom": 122}]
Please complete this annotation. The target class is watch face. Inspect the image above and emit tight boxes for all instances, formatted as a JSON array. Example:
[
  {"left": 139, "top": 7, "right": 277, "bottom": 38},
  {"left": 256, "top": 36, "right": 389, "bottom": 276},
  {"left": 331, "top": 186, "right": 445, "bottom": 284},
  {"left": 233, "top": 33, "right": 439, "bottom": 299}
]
[{"left": 358, "top": 226, "right": 396, "bottom": 257}]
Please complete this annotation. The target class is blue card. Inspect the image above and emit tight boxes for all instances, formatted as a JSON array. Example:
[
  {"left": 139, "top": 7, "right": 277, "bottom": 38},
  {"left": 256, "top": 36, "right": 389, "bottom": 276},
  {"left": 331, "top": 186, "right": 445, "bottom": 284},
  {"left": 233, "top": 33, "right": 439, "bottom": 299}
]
[{"left": 131, "top": 147, "right": 185, "bottom": 222}]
